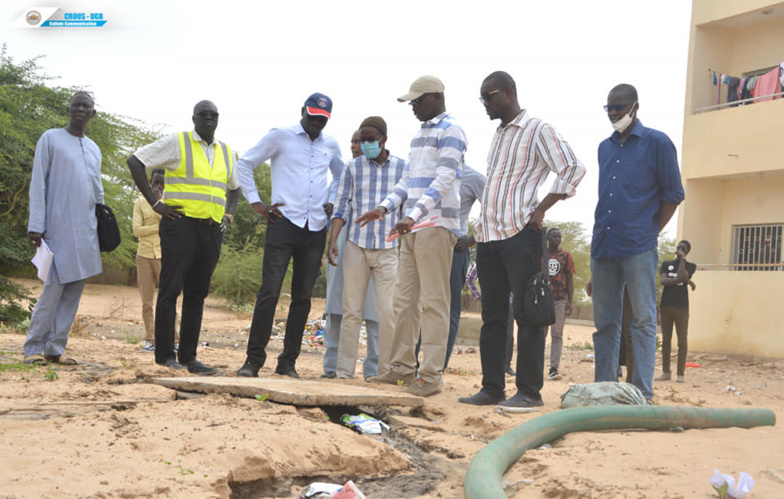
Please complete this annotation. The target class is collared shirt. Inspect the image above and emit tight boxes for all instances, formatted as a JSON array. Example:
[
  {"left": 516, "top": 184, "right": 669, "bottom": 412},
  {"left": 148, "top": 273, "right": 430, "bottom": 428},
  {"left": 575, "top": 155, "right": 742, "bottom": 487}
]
[
  {"left": 333, "top": 153, "right": 407, "bottom": 250},
  {"left": 458, "top": 164, "right": 486, "bottom": 237},
  {"left": 132, "top": 196, "right": 162, "bottom": 259},
  {"left": 133, "top": 129, "right": 240, "bottom": 189},
  {"left": 236, "top": 123, "right": 343, "bottom": 231},
  {"left": 379, "top": 112, "right": 466, "bottom": 234},
  {"left": 592, "top": 121, "right": 684, "bottom": 258},
  {"left": 475, "top": 110, "right": 586, "bottom": 243}
]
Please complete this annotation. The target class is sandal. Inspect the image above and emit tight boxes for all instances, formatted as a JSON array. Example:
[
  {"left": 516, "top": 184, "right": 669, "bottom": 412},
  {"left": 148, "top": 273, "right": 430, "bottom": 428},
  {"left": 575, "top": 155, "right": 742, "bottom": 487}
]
[
  {"left": 44, "top": 355, "right": 79, "bottom": 365},
  {"left": 24, "top": 355, "right": 48, "bottom": 366}
]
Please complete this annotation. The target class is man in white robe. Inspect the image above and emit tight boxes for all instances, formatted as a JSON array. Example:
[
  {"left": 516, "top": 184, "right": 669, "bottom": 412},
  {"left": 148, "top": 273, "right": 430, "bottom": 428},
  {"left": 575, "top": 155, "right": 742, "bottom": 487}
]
[{"left": 23, "top": 91, "right": 104, "bottom": 365}]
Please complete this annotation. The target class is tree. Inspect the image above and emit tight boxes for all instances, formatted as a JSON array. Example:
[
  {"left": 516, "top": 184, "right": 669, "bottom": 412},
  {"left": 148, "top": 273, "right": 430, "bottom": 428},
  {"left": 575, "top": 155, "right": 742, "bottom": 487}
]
[{"left": 0, "top": 46, "right": 160, "bottom": 321}]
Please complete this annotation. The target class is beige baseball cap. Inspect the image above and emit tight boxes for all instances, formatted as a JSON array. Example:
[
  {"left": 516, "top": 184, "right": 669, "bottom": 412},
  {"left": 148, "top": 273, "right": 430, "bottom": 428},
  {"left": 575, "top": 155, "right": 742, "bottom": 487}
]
[{"left": 397, "top": 75, "right": 445, "bottom": 102}]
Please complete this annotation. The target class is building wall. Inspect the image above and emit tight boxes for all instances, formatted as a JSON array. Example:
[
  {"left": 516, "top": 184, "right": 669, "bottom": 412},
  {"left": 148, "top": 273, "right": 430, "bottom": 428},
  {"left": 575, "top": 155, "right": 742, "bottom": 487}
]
[
  {"left": 681, "top": 0, "right": 784, "bottom": 358},
  {"left": 690, "top": 271, "right": 784, "bottom": 358}
]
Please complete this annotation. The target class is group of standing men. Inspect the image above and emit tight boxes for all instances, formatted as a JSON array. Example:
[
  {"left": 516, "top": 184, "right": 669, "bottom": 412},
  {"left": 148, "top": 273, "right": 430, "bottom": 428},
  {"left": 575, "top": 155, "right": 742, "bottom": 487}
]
[{"left": 23, "top": 70, "right": 688, "bottom": 405}]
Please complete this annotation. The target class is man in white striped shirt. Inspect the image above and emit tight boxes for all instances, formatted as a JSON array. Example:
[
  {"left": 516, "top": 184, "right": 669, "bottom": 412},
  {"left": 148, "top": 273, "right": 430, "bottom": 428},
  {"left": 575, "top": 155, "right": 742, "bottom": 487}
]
[
  {"left": 459, "top": 71, "right": 586, "bottom": 407},
  {"left": 358, "top": 75, "right": 467, "bottom": 397},
  {"left": 328, "top": 116, "right": 406, "bottom": 379}
]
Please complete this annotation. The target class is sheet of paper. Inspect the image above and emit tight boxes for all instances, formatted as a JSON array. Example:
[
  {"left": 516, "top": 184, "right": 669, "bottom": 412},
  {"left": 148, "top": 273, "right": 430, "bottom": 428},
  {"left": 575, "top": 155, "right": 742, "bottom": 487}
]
[{"left": 31, "top": 240, "right": 53, "bottom": 284}]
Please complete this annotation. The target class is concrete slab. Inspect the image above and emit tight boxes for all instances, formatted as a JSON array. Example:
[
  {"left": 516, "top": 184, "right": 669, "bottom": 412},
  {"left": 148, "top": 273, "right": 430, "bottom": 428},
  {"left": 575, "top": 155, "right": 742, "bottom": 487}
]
[
  {"left": 153, "top": 377, "right": 424, "bottom": 408},
  {"left": 387, "top": 414, "right": 445, "bottom": 432}
]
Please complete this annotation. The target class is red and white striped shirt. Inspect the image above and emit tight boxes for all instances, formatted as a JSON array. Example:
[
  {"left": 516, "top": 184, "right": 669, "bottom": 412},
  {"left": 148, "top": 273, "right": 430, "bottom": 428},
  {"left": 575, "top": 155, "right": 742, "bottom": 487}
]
[{"left": 475, "top": 110, "right": 586, "bottom": 243}]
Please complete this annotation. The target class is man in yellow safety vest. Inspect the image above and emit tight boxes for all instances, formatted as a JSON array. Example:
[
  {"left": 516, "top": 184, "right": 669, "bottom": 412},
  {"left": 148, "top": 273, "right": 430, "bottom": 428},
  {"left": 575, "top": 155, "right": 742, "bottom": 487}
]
[{"left": 127, "top": 100, "right": 240, "bottom": 375}]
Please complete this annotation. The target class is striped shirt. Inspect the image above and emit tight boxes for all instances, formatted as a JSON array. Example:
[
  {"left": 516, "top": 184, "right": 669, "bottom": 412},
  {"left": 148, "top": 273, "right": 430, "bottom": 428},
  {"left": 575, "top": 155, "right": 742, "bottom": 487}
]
[
  {"left": 379, "top": 112, "right": 467, "bottom": 234},
  {"left": 333, "top": 153, "right": 407, "bottom": 250},
  {"left": 475, "top": 110, "right": 586, "bottom": 243}
]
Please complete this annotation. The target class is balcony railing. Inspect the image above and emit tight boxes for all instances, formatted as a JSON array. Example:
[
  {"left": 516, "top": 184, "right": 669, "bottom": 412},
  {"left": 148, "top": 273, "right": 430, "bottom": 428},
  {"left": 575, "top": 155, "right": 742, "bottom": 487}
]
[{"left": 694, "top": 91, "right": 784, "bottom": 113}]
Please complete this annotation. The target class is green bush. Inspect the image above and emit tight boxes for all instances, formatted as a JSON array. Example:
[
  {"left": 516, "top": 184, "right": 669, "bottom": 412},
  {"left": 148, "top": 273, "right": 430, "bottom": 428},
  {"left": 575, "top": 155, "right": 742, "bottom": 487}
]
[{"left": 211, "top": 243, "right": 265, "bottom": 307}]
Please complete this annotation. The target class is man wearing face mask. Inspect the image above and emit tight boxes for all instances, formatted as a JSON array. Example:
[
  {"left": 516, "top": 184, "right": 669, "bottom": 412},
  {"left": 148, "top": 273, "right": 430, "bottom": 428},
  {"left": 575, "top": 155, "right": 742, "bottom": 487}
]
[
  {"left": 235, "top": 93, "right": 344, "bottom": 379},
  {"left": 591, "top": 84, "right": 684, "bottom": 402},
  {"left": 321, "top": 130, "right": 382, "bottom": 380},
  {"left": 328, "top": 117, "right": 406, "bottom": 379}
]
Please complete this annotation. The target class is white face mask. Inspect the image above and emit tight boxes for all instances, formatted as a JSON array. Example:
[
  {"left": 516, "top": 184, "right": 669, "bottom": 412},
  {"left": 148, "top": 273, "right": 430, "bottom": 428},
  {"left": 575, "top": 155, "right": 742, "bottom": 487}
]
[{"left": 611, "top": 102, "right": 637, "bottom": 133}]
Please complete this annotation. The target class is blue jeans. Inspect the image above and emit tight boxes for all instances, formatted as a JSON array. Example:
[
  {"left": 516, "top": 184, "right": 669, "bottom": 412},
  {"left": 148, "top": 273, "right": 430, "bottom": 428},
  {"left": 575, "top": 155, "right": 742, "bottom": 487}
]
[
  {"left": 322, "top": 313, "right": 380, "bottom": 378},
  {"left": 591, "top": 248, "right": 658, "bottom": 399}
]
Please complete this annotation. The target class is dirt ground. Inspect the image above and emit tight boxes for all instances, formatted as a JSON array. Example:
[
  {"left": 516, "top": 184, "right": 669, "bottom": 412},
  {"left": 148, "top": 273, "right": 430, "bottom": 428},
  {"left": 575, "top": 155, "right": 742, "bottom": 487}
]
[{"left": 1, "top": 278, "right": 783, "bottom": 498}]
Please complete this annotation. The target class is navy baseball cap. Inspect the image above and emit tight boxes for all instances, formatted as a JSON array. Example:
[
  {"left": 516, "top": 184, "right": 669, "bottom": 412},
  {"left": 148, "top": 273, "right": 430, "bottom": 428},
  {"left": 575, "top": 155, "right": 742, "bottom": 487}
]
[{"left": 304, "top": 93, "right": 332, "bottom": 118}]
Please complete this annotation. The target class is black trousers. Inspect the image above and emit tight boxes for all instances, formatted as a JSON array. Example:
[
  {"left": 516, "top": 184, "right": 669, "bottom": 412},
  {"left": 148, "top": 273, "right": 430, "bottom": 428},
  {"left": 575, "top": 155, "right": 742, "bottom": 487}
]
[
  {"left": 476, "top": 227, "right": 544, "bottom": 400},
  {"left": 245, "top": 218, "right": 327, "bottom": 369},
  {"left": 155, "top": 216, "right": 222, "bottom": 364}
]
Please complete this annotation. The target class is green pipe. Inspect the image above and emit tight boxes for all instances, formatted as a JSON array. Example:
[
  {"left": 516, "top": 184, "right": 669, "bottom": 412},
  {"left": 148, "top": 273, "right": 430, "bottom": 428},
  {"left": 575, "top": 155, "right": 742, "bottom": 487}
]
[{"left": 464, "top": 406, "right": 776, "bottom": 498}]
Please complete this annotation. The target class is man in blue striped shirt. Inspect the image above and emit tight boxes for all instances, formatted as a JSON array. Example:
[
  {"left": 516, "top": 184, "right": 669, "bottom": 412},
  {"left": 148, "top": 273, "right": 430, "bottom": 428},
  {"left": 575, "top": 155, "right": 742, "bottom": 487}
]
[
  {"left": 359, "top": 76, "right": 467, "bottom": 397},
  {"left": 328, "top": 116, "right": 406, "bottom": 379}
]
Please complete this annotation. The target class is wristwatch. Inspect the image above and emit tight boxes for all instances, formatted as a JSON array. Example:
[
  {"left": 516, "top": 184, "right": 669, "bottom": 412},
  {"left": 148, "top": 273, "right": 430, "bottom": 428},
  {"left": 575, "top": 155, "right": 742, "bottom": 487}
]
[{"left": 224, "top": 213, "right": 234, "bottom": 223}]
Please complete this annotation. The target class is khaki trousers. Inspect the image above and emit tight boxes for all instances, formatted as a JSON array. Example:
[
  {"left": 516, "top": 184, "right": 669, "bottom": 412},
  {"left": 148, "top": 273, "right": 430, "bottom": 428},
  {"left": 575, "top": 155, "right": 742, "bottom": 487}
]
[
  {"left": 137, "top": 255, "right": 161, "bottom": 342},
  {"left": 136, "top": 254, "right": 178, "bottom": 343},
  {"left": 388, "top": 227, "right": 456, "bottom": 384},
  {"left": 336, "top": 242, "right": 397, "bottom": 378}
]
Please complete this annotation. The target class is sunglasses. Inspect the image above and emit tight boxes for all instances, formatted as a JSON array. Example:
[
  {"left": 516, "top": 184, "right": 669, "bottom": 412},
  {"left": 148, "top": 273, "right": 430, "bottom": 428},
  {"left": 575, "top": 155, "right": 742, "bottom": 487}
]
[
  {"left": 479, "top": 89, "right": 500, "bottom": 104},
  {"left": 409, "top": 94, "right": 431, "bottom": 107},
  {"left": 603, "top": 103, "right": 634, "bottom": 112}
]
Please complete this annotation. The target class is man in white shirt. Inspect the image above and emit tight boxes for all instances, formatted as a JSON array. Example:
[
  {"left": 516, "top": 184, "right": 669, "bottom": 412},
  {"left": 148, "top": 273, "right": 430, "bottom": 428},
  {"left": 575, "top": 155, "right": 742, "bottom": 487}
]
[{"left": 235, "top": 93, "right": 344, "bottom": 379}]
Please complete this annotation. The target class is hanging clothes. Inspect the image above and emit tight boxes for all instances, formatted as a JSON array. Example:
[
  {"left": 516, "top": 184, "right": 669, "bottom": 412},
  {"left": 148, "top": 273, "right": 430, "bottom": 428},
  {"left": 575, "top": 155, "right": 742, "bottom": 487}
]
[
  {"left": 754, "top": 67, "right": 781, "bottom": 103},
  {"left": 727, "top": 76, "right": 741, "bottom": 105}
]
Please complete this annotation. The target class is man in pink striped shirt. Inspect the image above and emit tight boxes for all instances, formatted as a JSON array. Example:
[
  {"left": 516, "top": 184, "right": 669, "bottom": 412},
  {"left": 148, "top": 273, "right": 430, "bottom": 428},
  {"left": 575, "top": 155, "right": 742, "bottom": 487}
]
[{"left": 458, "top": 71, "right": 586, "bottom": 407}]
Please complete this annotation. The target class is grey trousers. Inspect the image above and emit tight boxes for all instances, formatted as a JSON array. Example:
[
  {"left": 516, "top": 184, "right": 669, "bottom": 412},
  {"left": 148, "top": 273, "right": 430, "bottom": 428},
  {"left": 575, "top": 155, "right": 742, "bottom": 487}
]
[
  {"left": 24, "top": 271, "right": 86, "bottom": 358},
  {"left": 547, "top": 301, "right": 568, "bottom": 370}
]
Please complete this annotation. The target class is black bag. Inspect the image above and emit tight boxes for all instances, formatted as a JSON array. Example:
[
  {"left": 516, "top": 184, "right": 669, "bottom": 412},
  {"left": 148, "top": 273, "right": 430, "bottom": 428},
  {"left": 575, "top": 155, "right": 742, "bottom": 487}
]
[
  {"left": 521, "top": 228, "right": 556, "bottom": 327},
  {"left": 95, "top": 203, "right": 121, "bottom": 252}
]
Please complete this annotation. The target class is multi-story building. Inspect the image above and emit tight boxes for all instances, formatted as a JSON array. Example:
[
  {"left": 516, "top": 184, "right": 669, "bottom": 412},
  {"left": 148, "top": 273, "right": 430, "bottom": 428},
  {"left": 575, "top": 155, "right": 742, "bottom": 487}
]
[{"left": 681, "top": 1, "right": 784, "bottom": 357}]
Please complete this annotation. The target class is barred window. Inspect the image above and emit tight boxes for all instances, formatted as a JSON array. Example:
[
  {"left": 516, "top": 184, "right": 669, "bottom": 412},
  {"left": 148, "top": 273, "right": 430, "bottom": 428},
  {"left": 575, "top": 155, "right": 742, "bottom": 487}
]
[{"left": 732, "top": 224, "right": 783, "bottom": 271}]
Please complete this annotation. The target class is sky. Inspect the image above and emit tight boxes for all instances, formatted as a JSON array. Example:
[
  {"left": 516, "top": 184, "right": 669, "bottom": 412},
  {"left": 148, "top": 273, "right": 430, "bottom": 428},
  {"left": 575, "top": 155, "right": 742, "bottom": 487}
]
[{"left": 2, "top": 0, "right": 693, "bottom": 237}]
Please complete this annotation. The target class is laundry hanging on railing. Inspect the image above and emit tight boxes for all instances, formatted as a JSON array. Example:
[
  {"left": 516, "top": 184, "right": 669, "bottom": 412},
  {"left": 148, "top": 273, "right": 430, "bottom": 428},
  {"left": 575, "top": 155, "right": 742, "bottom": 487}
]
[{"left": 709, "top": 64, "right": 782, "bottom": 106}]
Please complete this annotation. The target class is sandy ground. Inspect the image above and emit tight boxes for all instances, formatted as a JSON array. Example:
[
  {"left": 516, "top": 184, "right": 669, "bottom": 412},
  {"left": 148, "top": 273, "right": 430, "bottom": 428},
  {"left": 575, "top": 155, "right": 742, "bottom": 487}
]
[{"left": 1, "top": 278, "right": 783, "bottom": 498}]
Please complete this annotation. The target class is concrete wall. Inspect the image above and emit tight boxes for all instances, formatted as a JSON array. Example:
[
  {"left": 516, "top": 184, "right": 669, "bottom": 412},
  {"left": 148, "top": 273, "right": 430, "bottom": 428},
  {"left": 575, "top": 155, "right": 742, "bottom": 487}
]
[
  {"left": 690, "top": 270, "right": 784, "bottom": 358},
  {"left": 681, "top": 1, "right": 784, "bottom": 359}
]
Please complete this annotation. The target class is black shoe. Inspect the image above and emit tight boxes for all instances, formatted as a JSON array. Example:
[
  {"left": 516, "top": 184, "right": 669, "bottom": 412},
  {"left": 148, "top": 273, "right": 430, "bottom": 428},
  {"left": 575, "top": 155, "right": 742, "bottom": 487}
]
[
  {"left": 458, "top": 390, "right": 506, "bottom": 406},
  {"left": 498, "top": 392, "right": 544, "bottom": 408},
  {"left": 505, "top": 367, "right": 516, "bottom": 376},
  {"left": 275, "top": 365, "right": 299, "bottom": 379},
  {"left": 236, "top": 359, "right": 261, "bottom": 378},
  {"left": 181, "top": 359, "right": 217, "bottom": 375},
  {"left": 157, "top": 358, "right": 186, "bottom": 370},
  {"left": 320, "top": 371, "right": 337, "bottom": 379}
]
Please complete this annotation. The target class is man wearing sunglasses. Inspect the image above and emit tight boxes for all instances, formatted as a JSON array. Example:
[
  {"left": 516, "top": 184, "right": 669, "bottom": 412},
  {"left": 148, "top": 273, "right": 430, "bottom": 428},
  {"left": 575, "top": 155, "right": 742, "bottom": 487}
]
[
  {"left": 328, "top": 116, "right": 406, "bottom": 379},
  {"left": 590, "top": 84, "right": 684, "bottom": 402},
  {"left": 235, "top": 93, "right": 344, "bottom": 379},
  {"left": 128, "top": 100, "right": 241, "bottom": 375},
  {"left": 459, "top": 71, "right": 586, "bottom": 408},
  {"left": 358, "top": 75, "right": 466, "bottom": 397}
]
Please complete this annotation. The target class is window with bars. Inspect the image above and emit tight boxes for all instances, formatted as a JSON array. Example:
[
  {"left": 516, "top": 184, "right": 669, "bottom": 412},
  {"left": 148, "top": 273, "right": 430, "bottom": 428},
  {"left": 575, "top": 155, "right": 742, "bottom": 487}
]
[{"left": 732, "top": 224, "right": 783, "bottom": 271}]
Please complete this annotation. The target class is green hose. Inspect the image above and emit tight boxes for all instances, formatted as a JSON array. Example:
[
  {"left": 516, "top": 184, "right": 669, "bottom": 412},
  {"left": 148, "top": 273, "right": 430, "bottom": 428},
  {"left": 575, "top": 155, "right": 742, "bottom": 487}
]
[{"left": 464, "top": 406, "right": 776, "bottom": 498}]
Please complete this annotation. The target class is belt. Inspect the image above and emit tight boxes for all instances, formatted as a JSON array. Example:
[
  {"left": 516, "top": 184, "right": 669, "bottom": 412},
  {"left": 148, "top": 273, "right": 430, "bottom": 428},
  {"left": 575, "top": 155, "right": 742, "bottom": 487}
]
[{"left": 185, "top": 216, "right": 219, "bottom": 226}]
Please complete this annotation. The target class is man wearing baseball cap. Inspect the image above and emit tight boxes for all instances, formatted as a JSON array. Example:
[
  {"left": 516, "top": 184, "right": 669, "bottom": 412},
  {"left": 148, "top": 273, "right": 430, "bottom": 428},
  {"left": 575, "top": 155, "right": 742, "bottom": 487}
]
[
  {"left": 358, "top": 76, "right": 467, "bottom": 397},
  {"left": 235, "top": 92, "right": 344, "bottom": 379}
]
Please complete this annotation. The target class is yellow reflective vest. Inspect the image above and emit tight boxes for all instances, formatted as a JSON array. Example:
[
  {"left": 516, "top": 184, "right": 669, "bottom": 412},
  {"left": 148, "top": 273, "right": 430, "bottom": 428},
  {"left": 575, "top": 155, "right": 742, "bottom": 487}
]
[{"left": 163, "top": 132, "right": 233, "bottom": 223}]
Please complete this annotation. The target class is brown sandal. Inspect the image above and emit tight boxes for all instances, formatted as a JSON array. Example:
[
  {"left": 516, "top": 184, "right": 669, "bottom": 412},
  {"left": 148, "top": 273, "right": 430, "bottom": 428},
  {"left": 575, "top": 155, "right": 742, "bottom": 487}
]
[
  {"left": 24, "top": 355, "right": 48, "bottom": 366},
  {"left": 44, "top": 355, "right": 79, "bottom": 365}
]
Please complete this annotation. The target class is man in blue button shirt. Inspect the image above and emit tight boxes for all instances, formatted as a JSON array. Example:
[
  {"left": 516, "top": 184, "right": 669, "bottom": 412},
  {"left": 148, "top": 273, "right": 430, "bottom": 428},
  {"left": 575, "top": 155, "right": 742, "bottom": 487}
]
[
  {"left": 591, "top": 84, "right": 684, "bottom": 401},
  {"left": 235, "top": 93, "right": 344, "bottom": 379}
]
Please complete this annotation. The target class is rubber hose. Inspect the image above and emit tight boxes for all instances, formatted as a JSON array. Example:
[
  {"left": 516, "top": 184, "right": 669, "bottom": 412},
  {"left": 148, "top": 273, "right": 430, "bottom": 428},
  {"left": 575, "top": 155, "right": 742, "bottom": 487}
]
[{"left": 464, "top": 405, "right": 776, "bottom": 498}]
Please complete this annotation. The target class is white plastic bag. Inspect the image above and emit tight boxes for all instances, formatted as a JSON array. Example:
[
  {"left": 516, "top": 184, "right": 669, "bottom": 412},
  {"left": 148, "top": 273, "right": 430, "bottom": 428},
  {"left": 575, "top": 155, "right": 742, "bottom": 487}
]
[{"left": 710, "top": 469, "right": 755, "bottom": 498}]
